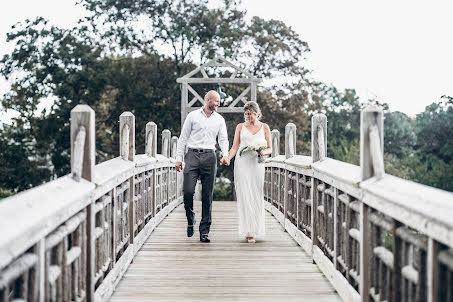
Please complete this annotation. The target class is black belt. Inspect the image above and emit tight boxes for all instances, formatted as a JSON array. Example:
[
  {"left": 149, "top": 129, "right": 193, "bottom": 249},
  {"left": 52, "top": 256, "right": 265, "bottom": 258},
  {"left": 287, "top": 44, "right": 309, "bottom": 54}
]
[{"left": 188, "top": 148, "right": 214, "bottom": 153}]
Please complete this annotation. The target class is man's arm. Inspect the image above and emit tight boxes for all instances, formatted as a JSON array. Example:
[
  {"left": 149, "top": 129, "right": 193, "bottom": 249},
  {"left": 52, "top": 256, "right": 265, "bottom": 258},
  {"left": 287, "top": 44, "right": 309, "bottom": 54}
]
[
  {"left": 175, "top": 114, "right": 192, "bottom": 170},
  {"left": 218, "top": 117, "right": 230, "bottom": 165}
]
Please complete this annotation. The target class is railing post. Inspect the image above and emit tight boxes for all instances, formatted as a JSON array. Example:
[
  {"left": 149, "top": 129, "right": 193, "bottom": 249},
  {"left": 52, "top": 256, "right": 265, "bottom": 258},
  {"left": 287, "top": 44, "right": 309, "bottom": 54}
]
[
  {"left": 359, "top": 105, "right": 383, "bottom": 302},
  {"left": 162, "top": 129, "right": 171, "bottom": 158},
  {"left": 271, "top": 129, "right": 280, "bottom": 157},
  {"left": 171, "top": 136, "right": 178, "bottom": 159},
  {"left": 427, "top": 238, "right": 440, "bottom": 302},
  {"left": 145, "top": 122, "right": 157, "bottom": 157},
  {"left": 285, "top": 123, "right": 296, "bottom": 159},
  {"left": 119, "top": 112, "right": 136, "bottom": 251},
  {"left": 311, "top": 113, "right": 327, "bottom": 162},
  {"left": 284, "top": 123, "right": 296, "bottom": 227},
  {"left": 120, "top": 112, "right": 135, "bottom": 162},
  {"left": 360, "top": 105, "right": 384, "bottom": 180},
  {"left": 71, "top": 105, "right": 95, "bottom": 181},
  {"left": 70, "top": 104, "right": 95, "bottom": 302}
]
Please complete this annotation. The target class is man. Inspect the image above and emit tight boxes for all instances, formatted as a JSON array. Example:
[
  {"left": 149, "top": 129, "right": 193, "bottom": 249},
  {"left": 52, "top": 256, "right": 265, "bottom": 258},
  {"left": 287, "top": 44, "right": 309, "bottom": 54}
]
[{"left": 175, "top": 90, "right": 230, "bottom": 243}]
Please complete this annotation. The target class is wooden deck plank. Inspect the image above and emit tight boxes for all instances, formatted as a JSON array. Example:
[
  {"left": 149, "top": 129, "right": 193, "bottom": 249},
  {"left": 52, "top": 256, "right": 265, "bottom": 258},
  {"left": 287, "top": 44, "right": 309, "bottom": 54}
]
[{"left": 110, "top": 201, "right": 342, "bottom": 301}]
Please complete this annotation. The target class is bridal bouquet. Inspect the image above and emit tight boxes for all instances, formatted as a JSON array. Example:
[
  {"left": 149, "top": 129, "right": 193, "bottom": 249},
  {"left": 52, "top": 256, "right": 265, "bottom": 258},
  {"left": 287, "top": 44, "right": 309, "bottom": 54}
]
[{"left": 239, "top": 138, "right": 268, "bottom": 163}]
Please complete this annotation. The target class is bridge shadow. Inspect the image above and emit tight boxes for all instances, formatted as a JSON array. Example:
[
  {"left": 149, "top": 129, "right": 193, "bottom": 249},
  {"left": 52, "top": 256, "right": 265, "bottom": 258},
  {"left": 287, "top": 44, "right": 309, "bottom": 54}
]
[{"left": 110, "top": 201, "right": 341, "bottom": 301}]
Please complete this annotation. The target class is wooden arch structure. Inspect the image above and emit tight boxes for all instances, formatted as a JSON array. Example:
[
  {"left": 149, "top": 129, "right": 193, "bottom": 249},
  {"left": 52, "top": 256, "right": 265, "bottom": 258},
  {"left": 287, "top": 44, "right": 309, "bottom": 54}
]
[{"left": 176, "top": 56, "right": 262, "bottom": 126}]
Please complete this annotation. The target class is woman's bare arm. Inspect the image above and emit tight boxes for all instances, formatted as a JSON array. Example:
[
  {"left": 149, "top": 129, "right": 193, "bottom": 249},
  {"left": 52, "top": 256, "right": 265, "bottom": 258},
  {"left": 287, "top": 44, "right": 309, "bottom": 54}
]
[
  {"left": 228, "top": 123, "right": 243, "bottom": 160},
  {"left": 259, "top": 124, "right": 272, "bottom": 156}
]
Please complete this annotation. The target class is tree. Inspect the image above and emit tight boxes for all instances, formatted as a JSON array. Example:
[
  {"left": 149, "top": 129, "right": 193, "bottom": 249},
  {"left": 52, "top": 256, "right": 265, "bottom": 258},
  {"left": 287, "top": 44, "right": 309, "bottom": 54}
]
[
  {"left": 384, "top": 111, "right": 416, "bottom": 158},
  {"left": 415, "top": 98, "right": 453, "bottom": 163},
  {"left": 1, "top": 1, "right": 314, "bottom": 198}
]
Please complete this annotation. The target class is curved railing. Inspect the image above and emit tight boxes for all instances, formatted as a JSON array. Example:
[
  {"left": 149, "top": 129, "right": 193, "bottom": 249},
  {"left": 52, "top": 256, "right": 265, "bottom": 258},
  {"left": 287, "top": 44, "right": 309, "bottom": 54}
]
[
  {"left": 0, "top": 105, "right": 183, "bottom": 302},
  {"left": 2, "top": 104, "right": 453, "bottom": 302},
  {"left": 264, "top": 106, "right": 453, "bottom": 302}
]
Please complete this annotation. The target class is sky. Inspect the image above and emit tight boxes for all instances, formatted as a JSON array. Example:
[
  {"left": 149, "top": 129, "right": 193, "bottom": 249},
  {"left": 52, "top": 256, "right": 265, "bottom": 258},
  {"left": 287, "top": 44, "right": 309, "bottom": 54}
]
[{"left": 1, "top": 0, "right": 452, "bottom": 121}]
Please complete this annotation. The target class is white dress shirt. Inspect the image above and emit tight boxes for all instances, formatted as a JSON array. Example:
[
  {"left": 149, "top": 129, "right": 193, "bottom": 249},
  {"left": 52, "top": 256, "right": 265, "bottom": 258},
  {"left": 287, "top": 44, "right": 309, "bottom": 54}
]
[{"left": 176, "top": 108, "right": 229, "bottom": 162}]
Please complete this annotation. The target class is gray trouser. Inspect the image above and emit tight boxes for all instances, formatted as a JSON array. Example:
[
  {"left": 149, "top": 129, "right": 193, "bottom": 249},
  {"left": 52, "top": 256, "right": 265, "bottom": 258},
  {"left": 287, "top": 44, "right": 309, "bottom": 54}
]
[{"left": 183, "top": 149, "right": 217, "bottom": 235}]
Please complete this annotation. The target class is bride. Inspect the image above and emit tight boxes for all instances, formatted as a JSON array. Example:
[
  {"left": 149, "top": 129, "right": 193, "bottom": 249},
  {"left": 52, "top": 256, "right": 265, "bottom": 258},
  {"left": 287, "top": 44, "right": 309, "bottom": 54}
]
[{"left": 227, "top": 101, "right": 272, "bottom": 243}]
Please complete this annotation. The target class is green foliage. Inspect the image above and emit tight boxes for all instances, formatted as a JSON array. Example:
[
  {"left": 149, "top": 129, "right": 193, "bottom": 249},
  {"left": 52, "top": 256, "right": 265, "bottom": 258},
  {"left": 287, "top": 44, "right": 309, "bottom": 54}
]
[
  {"left": 1, "top": 0, "right": 452, "bottom": 197},
  {"left": 0, "top": 127, "right": 52, "bottom": 192},
  {"left": 415, "top": 99, "right": 453, "bottom": 163}
]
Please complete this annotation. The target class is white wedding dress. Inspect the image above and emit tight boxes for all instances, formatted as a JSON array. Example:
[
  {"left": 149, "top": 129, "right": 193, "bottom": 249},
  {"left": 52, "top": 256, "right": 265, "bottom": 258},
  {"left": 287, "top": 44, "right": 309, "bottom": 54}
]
[{"left": 234, "top": 124, "right": 265, "bottom": 238}]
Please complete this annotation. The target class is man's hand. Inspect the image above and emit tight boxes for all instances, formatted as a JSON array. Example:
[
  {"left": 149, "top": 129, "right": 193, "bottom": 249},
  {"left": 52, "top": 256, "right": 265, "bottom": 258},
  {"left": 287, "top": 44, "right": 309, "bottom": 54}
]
[
  {"left": 175, "top": 161, "right": 183, "bottom": 172},
  {"left": 220, "top": 156, "right": 230, "bottom": 166}
]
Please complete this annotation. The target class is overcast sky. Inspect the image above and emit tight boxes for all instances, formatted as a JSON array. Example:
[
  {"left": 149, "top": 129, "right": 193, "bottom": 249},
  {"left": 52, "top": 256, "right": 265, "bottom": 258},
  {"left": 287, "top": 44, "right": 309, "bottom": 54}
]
[{"left": 1, "top": 0, "right": 452, "bottom": 120}]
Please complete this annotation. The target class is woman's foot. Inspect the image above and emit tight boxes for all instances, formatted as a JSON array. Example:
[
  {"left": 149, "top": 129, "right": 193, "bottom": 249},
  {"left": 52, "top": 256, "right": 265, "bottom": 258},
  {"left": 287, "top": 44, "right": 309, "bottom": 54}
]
[{"left": 247, "top": 237, "right": 256, "bottom": 243}]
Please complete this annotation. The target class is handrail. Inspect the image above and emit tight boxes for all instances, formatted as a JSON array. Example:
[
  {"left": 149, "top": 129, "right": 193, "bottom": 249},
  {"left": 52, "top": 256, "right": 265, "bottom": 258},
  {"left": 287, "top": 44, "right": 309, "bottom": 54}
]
[
  {"left": 264, "top": 155, "right": 453, "bottom": 302},
  {"left": 0, "top": 106, "right": 182, "bottom": 302},
  {"left": 263, "top": 106, "right": 453, "bottom": 302}
]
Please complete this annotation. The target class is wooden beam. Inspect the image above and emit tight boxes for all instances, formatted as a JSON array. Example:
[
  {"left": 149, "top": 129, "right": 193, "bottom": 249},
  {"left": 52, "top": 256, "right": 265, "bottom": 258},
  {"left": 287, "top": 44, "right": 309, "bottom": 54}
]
[
  {"left": 181, "top": 83, "right": 188, "bottom": 127},
  {"left": 187, "top": 85, "right": 205, "bottom": 106},
  {"left": 251, "top": 83, "right": 257, "bottom": 102},
  {"left": 119, "top": 112, "right": 135, "bottom": 162},
  {"left": 187, "top": 107, "right": 245, "bottom": 113},
  {"left": 187, "top": 96, "right": 199, "bottom": 108},
  {"left": 200, "top": 67, "right": 209, "bottom": 79},
  {"left": 177, "top": 78, "right": 262, "bottom": 84},
  {"left": 217, "top": 57, "right": 255, "bottom": 78},
  {"left": 311, "top": 114, "right": 327, "bottom": 163},
  {"left": 179, "top": 57, "right": 217, "bottom": 79},
  {"left": 228, "top": 86, "right": 251, "bottom": 108},
  {"left": 71, "top": 105, "right": 95, "bottom": 182}
]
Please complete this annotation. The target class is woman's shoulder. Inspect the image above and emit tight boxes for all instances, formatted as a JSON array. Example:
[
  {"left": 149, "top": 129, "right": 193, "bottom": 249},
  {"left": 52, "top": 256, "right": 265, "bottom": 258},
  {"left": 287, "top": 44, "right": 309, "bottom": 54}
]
[
  {"left": 261, "top": 122, "right": 270, "bottom": 131},
  {"left": 236, "top": 123, "right": 244, "bottom": 130}
]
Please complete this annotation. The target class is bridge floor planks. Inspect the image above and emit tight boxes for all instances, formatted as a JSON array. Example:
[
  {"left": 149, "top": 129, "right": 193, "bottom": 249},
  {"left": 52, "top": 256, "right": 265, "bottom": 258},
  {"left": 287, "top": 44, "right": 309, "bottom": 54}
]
[{"left": 110, "top": 201, "right": 342, "bottom": 302}]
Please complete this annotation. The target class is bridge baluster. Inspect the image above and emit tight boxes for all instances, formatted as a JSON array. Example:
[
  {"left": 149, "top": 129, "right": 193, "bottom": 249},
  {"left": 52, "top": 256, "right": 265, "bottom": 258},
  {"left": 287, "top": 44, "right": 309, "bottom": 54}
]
[
  {"left": 145, "top": 122, "right": 157, "bottom": 157},
  {"left": 271, "top": 129, "right": 280, "bottom": 157},
  {"left": 285, "top": 123, "right": 296, "bottom": 159},
  {"left": 360, "top": 105, "right": 384, "bottom": 181},
  {"left": 119, "top": 112, "right": 135, "bottom": 162},
  {"left": 311, "top": 113, "right": 327, "bottom": 163},
  {"left": 71, "top": 105, "right": 95, "bottom": 182},
  {"left": 161, "top": 129, "right": 171, "bottom": 158}
]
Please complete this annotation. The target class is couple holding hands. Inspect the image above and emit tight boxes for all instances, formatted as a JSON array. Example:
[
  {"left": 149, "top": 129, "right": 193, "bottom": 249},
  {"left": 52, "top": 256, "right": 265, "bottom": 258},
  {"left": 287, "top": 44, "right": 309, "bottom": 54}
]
[{"left": 175, "top": 90, "right": 272, "bottom": 244}]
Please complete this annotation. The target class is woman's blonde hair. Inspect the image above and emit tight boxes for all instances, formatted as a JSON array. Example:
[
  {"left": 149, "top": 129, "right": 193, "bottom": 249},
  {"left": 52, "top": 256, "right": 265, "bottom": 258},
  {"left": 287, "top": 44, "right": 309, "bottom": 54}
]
[{"left": 243, "top": 101, "right": 262, "bottom": 120}]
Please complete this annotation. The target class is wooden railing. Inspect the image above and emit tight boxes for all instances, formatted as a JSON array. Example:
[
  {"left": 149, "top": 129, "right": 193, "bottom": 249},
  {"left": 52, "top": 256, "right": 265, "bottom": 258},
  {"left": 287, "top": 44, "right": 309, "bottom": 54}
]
[
  {"left": 264, "top": 105, "right": 453, "bottom": 302},
  {"left": 0, "top": 105, "right": 183, "bottom": 302}
]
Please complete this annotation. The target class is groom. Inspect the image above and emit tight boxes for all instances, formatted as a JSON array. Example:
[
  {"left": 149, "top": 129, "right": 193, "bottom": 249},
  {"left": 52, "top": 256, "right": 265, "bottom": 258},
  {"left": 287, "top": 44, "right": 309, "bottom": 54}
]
[{"left": 175, "top": 90, "right": 230, "bottom": 243}]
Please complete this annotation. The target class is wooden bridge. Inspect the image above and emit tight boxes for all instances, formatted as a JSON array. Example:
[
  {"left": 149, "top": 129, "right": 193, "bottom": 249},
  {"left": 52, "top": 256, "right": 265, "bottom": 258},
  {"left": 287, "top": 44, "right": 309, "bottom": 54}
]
[{"left": 1, "top": 104, "right": 453, "bottom": 302}]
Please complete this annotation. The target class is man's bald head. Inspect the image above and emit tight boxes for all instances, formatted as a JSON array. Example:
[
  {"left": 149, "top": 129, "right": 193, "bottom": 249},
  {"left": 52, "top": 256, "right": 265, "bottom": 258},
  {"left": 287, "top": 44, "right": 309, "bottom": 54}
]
[
  {"left": 204, "top": 90, "right": 220, "bottom": 113},
  {"left": 204, "top": 90, "right": 220, "bottom": 102}
]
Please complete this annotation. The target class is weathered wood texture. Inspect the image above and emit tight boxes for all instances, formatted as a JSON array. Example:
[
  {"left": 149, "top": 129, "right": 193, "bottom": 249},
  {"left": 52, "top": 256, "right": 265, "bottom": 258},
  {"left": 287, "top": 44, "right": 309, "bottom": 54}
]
[
  {"left": 2, "top": 104, "right": 453, "bottom": 302},
  {"left": 285, "top": 123, "right": 296, "bottom": 159},
  {"left": 261, "top": 109, "right": 453, "bottom": 302},
  {"left": 161, "top": 130, "right": 171, "bottom": 158},
  {"left": 110, "top": 201, "right": 341, "bottom": 302},
  {"left": 71, "top": 105, "right": 95, "bottom": 181},
  {"left": 177, "top": 57, "right": 262, "bottom": 126},
  {"left": 0, "top": 108, "right": 182, "bottom": 302},
  {"left": 312, "top": 113, "right": 327, "bottom": 163},
  {"left": 119, "top": 112, "right": 135, "bottom": 162},
  {"left": 145, "top": 122, "right": 157, "bottom": 158}
]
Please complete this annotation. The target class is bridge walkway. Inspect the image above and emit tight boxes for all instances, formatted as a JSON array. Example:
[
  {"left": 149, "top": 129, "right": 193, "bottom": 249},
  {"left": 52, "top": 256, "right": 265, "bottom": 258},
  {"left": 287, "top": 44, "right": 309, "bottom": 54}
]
[{"left": 110, "top": 201, "right": 341, "bottom": 302}]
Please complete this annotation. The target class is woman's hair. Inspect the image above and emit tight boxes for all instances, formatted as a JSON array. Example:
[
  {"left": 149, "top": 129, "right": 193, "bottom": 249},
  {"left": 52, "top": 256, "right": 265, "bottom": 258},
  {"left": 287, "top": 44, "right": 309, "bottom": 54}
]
[{"left": 243, "top": 101, "right": 262, "bottom": 120}]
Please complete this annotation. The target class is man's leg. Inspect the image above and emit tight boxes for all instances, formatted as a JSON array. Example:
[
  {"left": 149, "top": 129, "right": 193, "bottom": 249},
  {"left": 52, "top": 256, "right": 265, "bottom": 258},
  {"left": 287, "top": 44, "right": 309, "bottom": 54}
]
[
  {"left": 199, "top": 152, "right": 217, "bottom": 236},
  {"left": 183, "top": 151, "right": 199, "bottom": 227}
]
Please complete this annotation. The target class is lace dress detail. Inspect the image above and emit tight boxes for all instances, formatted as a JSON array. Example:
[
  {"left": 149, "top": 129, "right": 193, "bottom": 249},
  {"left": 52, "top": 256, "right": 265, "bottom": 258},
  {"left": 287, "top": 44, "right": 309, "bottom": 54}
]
[{"left": 234, "top": 124, "right": 265, "bottom": 238}]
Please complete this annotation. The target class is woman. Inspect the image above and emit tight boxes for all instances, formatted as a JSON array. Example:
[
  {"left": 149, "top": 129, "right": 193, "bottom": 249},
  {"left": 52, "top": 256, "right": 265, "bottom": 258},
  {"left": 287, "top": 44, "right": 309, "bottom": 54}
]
[{"left": 227, "top": 101, "right": 272, "bottom": 243}]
